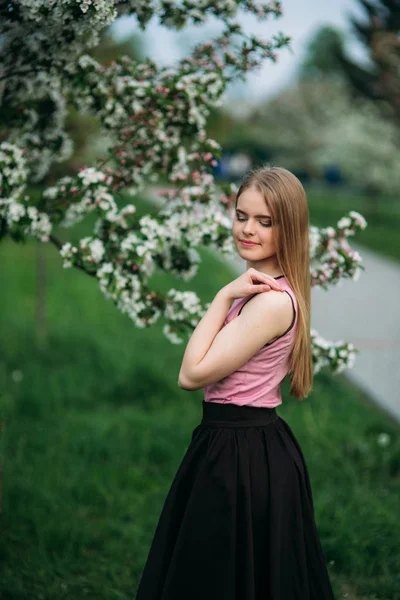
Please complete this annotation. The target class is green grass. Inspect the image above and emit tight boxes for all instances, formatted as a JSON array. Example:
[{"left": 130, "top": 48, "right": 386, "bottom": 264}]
[
  {"left": 0, "top": 197, "right": 399, "bottom": 599},
  {"left": 306, "top": 183, "right": 400, "bottom": 261}
]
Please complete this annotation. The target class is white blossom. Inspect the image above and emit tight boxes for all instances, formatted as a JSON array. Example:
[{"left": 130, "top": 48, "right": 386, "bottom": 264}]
[{"left": 0, "top": 1, "right": 364, "bottom": 370}]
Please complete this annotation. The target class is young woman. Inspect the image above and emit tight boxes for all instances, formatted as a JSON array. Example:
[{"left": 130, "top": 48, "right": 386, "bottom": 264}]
[{"left": 135, "top": 165, "right": 336, "bottom": 600}]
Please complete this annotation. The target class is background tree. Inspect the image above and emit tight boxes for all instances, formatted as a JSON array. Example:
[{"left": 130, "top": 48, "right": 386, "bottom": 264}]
[
  {"left": 336, "top": 0, "right": 400, "bottom": 126},
  {"left": 246, "top": 24, "right": 400, "bottom": 203},
  {"left": 299, "top": 25, "right": 348, "bottom": 81}
]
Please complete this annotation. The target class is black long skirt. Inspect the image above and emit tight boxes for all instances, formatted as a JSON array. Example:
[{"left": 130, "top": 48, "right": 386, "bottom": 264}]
[{"left": 135, "top": 400, "right": 336, "bottom": 600}]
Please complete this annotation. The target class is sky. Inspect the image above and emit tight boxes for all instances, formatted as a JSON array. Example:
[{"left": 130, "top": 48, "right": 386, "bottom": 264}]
[{"left": 112, "top": 0, "right": 369, "bottom": 114}]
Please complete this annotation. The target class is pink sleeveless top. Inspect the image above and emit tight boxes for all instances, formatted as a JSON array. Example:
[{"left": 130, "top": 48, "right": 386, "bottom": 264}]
[{"left": 203, "top": 275, "right": 298, "bottom": 408}]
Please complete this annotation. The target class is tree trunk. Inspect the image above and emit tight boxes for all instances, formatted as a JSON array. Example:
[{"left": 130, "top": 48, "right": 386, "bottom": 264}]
[
  {"left": 363, "top": 186, "right": 380, "bottom": 221},
  {"left": 35, "top": 243, "right": 47, "bottom": 349}
]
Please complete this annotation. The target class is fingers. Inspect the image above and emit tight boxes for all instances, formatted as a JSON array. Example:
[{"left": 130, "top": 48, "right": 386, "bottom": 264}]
[
  {"left": 252, "top": 282, "right": 273, "bottom": 292},
  {"left": 259, "top": 271, "right": 285, "bottom": 291},
  {"left": 249, "top": 268, "right": 283, "bottom": 283},
  {"left": 250, "top": 271, "right": 285, "bottom": 291}
]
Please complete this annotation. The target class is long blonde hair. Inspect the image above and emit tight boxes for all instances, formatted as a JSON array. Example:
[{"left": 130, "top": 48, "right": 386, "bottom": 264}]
[{"left": 235, "top": 165, "right": 313, "bottom": 400}]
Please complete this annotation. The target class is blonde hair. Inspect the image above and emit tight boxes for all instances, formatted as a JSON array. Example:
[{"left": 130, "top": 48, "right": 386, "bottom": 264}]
[{"left": 235, "top": 164, "right": 313, "bottom": 400}]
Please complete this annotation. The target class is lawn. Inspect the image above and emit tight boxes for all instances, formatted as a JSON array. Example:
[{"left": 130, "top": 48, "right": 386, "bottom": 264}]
[{"left": 0, "top": 195, "right": 399, "bottom": 599}]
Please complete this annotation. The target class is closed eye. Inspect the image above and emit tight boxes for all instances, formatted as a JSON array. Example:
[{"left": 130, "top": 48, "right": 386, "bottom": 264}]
[{"left": 236, "top": 216, "right": 271, "bottom": 228}]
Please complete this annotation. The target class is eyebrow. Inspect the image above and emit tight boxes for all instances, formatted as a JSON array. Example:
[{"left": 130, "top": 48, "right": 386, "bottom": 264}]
[{"left": 236, "top": 208, "right": 271, "bottom": 219}]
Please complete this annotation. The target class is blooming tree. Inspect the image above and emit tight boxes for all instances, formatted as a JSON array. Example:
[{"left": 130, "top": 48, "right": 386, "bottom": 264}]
[
  {"left": 337, "top": 0, "right": 400, "bottom": 128},
  {"left": 0, "top": 1, "right": 367, "bottom": 376}
]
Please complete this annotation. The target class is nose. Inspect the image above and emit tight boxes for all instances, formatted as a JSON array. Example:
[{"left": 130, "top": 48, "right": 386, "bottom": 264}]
[{"left": 242, "top": 219, "right": 256, "bottom": 236}]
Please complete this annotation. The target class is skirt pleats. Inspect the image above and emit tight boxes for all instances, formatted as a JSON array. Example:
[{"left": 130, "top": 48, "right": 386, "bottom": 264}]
[{"left": 135, "top": 400, "right": 335, "bottom": 600}]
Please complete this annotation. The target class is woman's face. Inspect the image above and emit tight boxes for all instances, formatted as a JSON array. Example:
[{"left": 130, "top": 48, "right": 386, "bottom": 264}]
[{"left": 232, "top": 186, "right": 277, "bottom": 261}]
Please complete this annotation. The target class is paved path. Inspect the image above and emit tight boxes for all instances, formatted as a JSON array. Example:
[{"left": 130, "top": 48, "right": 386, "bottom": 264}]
[
  {"left": 144, "top": 187, "right": 400, "bottom": 423},
  {"left": 222, "top": 243, "right": 400, "bottom": 423}
]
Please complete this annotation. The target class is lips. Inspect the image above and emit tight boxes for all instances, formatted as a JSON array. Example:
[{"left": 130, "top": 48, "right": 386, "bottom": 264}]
[{"left": 240, "top": 239, "right": 259, "bottom": 247}]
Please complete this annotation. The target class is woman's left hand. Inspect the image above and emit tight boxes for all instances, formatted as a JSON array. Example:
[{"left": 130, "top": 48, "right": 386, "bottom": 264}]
[{"left": 220, "top": 267, "right": 285, "bottom": 301}]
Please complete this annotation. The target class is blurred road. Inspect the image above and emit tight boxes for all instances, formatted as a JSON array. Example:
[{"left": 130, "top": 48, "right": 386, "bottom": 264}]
[
  {"left": 223, "top": 243, "right": 400, "bottom": 423},
  {"left": 144, "top": 187, "right": 400, "bottom": 423}
]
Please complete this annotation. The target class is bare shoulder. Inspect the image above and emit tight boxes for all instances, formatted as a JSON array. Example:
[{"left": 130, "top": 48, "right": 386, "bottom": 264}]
[
  {"left": 241, "top": 288, "right": 293, "bottom": 313},
  {"left": 239, "top": 289, "right": 295, "bottom": 335}
]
